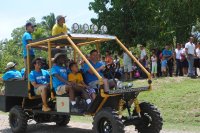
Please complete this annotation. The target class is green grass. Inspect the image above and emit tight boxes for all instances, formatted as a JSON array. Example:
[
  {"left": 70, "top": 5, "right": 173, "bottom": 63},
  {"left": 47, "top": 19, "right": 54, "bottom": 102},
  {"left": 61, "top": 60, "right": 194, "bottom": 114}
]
[
  {"left": 138, "top": 77, "right": 200, "bottom": 131},
  {"left": 70, "top": 77, "right": 200, "bottom": 132}
]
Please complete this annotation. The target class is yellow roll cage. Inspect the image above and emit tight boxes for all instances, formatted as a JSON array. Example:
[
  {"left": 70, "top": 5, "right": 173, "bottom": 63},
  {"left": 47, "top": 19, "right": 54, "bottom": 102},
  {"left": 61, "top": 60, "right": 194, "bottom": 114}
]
[{"left": 26, "top": 34, "right": 152, "bottom": 100}]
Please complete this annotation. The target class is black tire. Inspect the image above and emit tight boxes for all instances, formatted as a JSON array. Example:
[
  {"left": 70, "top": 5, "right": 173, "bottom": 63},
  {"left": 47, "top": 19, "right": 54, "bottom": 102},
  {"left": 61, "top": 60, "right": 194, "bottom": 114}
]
[
  {"left": 93, "top": 108, "right": 124, "bottom": 133},
  {"left": 56, "top": 115, "right": 70, "bottom": 126},
  {"left": 9, "top": 106, "right": 27, "bottom": 133},
  {"left": 134, "top": 102, "right": 163, "bottom": 133}
]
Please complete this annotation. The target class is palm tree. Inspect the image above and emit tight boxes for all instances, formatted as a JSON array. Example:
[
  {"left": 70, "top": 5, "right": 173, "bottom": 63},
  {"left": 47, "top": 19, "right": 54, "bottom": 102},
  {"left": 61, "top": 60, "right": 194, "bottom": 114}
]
[{"left": 41, "top": 13, "right": 56, "bottom": 36}]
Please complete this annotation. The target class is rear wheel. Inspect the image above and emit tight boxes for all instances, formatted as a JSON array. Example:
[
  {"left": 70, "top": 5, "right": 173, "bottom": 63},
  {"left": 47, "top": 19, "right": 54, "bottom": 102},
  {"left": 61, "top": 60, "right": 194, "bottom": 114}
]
[
  {"left": 9, "top": 106, "right": 27, "bottom": 133},
  {"left": 56, "top": 115, "right": 70, "bottom": 126},
  {"left": 93, "top": 108, "right": 124, "bottom": 133},
  {"left": 134, "top": 102, "right": 163, "bottom": 133}
]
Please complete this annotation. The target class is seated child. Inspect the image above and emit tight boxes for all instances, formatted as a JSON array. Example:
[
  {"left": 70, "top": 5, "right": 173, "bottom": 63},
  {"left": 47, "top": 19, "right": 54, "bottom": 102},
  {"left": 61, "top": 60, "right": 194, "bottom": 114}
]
[{"left": 68, "top": 62, "right": 96, "bottom": 102}]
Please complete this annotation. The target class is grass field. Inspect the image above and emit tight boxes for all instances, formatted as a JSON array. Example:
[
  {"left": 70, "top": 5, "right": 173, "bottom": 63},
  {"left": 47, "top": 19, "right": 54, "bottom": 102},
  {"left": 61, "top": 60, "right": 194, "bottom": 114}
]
[{"left": 0, "top": 77, "right": 200, "bottom": 132}]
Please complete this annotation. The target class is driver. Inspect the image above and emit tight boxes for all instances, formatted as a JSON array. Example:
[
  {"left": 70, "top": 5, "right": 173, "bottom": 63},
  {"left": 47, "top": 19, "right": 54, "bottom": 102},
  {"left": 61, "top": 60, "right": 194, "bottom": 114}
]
[{"left": 83, "top": 50, "right": 115, "bottom": 93}]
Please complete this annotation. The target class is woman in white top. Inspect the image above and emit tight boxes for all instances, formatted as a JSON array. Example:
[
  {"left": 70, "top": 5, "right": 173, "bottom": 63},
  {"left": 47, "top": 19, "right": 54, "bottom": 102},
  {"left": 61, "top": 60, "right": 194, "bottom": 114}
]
[
  {"left": 151, "top": 53, "right": 157, "bottom": 78},
  {"left": 195, "top": 42, "right": 200, "bottom": 75}
]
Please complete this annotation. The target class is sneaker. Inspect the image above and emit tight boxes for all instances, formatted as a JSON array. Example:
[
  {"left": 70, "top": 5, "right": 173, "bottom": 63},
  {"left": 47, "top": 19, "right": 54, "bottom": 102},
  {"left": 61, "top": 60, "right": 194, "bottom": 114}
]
[
  {"left": 42, "top": 105, "right": 51, "bottom": 112},
  {"left": 70, "top": 104, "right": 79, "bottom": 113}
]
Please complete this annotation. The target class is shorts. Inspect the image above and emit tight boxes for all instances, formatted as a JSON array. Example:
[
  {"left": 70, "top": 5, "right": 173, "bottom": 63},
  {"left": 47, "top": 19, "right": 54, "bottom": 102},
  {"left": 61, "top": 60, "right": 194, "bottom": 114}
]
[
  {"left": 86, "top": 88, "right": 96, "bottom": 95},
  {"left": 124, "top": 63, "right": 132, "bottom": 72},
  {"left": 194, "top": 58, "right": 200, "bottom": 68},
  {"left": 161, "top": 67, "right": 166, "bottom": 72},
  {"left": 56, "top": 85, "right": 68, "bottom": 95},
  {"left": 181, "top": 60, "right": 188, "bottom": 68},
  {"left": 88, "top": 80, "right": 100, "bottom": 89},
  {"left": 34, "top": 85, "right": 47, "bottom": 95},
  {"left": 151, "top": 64, "right": 157, "bottom": 73}
]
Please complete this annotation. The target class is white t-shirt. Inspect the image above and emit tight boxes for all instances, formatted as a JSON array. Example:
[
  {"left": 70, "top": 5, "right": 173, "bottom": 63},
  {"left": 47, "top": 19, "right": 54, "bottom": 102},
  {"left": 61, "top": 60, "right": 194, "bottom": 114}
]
[
  {"left": 175, "top": 48, "right": 182, "bottom": 59},
  {"left": 140, "top": 49, "right": 147, "bottom": 60},
  {"left": 123, "top": 52, "right": 132, "bottom": 65},
  {"left": 185, "top": 42, "right": 195, "bottom": 55},
  {"left": 196, "top": 48, "right": 200, "bottom": 58},
  {"left": 151, "top": 56, "right": 157, "bottom": 66}
]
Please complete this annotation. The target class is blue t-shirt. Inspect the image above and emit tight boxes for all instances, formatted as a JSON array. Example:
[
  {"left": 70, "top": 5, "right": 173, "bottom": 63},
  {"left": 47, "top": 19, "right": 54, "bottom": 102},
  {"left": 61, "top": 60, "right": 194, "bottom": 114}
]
[
  {"left": 162, "top": 49, "right": 172, "bottom": 60},
  {"left": 2, "top": 70, "right": 22, "bottom": 81},
  {"left": 29, "top": 69, "right": 50, "bottom": 87},
  {"left": 83, "top": 61, "right": 104, "bottom": 84},
  {"left": 21, "top": 68, "right": 25, "bottom": 77},
  {"left": 161, "top": 60, "right": 167, "bottom": 67},
  {"left": 51, "top": 65, "right": 68, "bottom": 91},
  {"left": 22, "top": 32, "right": 35, "bottom": 57}
]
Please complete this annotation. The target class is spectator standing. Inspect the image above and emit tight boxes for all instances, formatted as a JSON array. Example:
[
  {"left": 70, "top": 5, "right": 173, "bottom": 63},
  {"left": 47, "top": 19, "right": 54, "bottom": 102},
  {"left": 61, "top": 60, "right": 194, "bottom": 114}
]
[
  {"left": 180, "top": 44, "right": 188, "bottom": 76},
  {"left": 185, "top": 37, "right": 196, "bottom": 78},
  {"left": 161, "top": 56, "right": 167, "bottom": 77},
  {"left": 195, "top": 42, "right": 200, "bottom": 76},
  {"left": 139, "top": 45, "right": 147, "bottom": 66},
  {"left": 123, "top": 51, "right": 133, "bottom": 80},
  {"left": 151, "top": 53, "right": 157, "bottom": 78},
  {"left": 162, "top": 45, "right": 173, "bottom": 77},
  {"left": 174, "top": 44, "right": 183, "bottom": 76}
]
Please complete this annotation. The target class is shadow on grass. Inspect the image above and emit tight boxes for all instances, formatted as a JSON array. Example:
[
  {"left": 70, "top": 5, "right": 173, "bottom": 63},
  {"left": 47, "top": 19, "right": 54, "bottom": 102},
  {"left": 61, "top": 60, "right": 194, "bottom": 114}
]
[{"left": 0, "top": 123, "right": 93, "bottom": 133}]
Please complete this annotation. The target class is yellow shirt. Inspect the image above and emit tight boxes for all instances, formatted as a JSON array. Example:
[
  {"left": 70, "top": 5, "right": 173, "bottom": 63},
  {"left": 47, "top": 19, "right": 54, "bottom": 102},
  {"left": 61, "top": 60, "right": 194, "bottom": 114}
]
[
  {"left": 52, "top": 23, "right": 67, "bottom": 36},
  {"left": 68, "top": 73, "right": 83, "bottom": 84}
]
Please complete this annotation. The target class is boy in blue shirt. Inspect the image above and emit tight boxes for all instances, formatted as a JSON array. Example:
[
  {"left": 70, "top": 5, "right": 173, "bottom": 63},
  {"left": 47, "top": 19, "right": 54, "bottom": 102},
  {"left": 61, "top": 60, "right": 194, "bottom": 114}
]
[
  {"left": 51, "top": 53, "right": 78, "bottom": 112},
  {"left": 162, "top": 45, "right": 173, "bottom": 77},
  {"left": 1, "top": 62, "right": 22, "bottom": 81},
  {"left": 29, "top": 58, "right": 51, "bottom": 112},
  {"left": 161, "top": 56, "right": 168, "bottom": 77}
]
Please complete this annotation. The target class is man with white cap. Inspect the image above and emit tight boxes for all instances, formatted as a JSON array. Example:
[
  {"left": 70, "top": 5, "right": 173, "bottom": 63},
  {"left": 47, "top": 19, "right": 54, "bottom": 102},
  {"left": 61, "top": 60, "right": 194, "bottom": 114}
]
[
  {"left": 0, "top": 62, "right": 22, "bottom": 81},
  {"left": 52, "top": 15, "right": 67, "bottom": 36}
]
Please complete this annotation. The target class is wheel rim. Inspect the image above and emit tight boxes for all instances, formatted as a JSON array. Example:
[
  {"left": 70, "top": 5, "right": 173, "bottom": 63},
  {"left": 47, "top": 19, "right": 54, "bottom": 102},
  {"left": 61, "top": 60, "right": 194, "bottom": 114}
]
[
  {"left": 99, "top": 118, "right": 112, "bottom": 133},
  {"left": 141, "top": 113, "right": 153, "bottom": 127},
  {"left": 10, "top": 113, "right": 19, "bottom": 128}
]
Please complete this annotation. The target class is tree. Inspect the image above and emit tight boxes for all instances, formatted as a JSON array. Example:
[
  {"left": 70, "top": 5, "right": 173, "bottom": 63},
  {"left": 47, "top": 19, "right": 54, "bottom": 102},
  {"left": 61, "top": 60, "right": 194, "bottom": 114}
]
[
  {"left": 89, "top": 0, "right": 200, "bottom": 48},
  {"left": 41, "top": 13, "right": 56, "bottom": 36}
]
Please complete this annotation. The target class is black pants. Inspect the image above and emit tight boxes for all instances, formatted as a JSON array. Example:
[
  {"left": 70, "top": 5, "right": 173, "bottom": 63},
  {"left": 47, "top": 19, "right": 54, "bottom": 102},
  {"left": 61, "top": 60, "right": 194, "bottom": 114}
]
[
  {"left": 176, "top": 59, "right": 183, "bottom": 76},
  {"left": 167, "top": 60, "right": 173, "bottom": 77}
]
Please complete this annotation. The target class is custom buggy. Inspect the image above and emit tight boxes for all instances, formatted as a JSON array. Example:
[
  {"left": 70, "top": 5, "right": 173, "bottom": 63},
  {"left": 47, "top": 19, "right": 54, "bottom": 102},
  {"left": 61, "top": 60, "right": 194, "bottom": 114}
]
[{"left": 0, "top": 33, "right": 163, "bottom": 133}]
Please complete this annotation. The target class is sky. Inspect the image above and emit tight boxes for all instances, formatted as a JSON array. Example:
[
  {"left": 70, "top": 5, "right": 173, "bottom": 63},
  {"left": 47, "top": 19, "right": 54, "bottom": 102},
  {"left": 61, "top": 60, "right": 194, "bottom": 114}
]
[{"left": 0, "top": 0, "right": 97, "bottom": 40}]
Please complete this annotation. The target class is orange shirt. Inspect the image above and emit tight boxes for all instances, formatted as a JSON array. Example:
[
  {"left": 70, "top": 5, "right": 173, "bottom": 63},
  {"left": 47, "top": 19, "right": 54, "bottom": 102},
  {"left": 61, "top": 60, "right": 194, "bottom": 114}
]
[
  {"left": 105, "top": 56, "right": 113, "bottom": 64},
  {"left": 68, "top": 72, "right": 83, "bottom": 84}
]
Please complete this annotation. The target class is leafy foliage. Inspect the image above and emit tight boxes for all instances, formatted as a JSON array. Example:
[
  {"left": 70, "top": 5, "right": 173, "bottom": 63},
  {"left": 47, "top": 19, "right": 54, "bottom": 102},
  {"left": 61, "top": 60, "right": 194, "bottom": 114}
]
[{"left": 89, "top": 0, "right": 200, "bottom": 48}]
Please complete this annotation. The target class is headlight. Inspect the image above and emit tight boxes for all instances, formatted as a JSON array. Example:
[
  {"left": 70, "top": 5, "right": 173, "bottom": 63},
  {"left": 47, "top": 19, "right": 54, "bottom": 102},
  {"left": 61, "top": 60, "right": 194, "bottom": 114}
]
[
  {"left": 100, "top": 25, "right": 108, "bottom": 34},
  {"left": 83, "top": 24, "right": 89, "bottom": 33},
  {"left": 72, "top": 23, "right": 79, "bottom": 32},
  {"left": 91, "top": 24, "right": 98, "bottom": 33}
]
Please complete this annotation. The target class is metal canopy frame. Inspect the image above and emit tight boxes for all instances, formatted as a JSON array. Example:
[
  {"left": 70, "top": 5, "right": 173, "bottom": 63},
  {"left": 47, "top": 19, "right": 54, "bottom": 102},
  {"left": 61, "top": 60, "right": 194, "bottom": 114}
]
[{"left": 26, "top": 34, "right": 152, "bottom": 99}]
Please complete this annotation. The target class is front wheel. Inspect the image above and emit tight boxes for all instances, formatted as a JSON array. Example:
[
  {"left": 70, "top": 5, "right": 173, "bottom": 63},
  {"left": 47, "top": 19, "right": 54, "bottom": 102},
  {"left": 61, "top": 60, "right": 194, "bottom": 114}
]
[
  {"left": 9, "top": 106, "right": 27, "bottom": 133},
  {"left": 93, "top": 108, "right": 125, "bottom": 133},
  {"left": 134, "top": 102, "right": 163, "bottom": 133}
]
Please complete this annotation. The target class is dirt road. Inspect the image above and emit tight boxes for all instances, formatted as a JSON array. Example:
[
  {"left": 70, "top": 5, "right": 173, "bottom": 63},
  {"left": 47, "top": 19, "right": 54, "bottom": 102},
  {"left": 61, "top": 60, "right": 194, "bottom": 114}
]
[{"left": 0, "top": 114, "right": 195, "bottom": 133}]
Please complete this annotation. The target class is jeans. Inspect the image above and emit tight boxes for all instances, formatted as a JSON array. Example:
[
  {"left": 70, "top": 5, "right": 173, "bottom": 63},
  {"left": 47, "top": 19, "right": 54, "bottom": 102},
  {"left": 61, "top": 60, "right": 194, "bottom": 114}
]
[
  {"left": 176, "top": 59, "right": 183, "bottom": 76},
  {"left": 167, "top": 59, "right": 173, "bottom": 77},
  {"left": 187, "top": 55, "right": 195, "bottom": 76}
]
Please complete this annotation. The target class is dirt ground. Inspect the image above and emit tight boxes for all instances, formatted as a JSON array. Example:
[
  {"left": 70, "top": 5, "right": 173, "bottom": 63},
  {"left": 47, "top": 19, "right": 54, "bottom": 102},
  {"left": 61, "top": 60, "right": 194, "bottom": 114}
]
[{"left": 0, "top": 114, "right": 196, "bottom": 133}]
